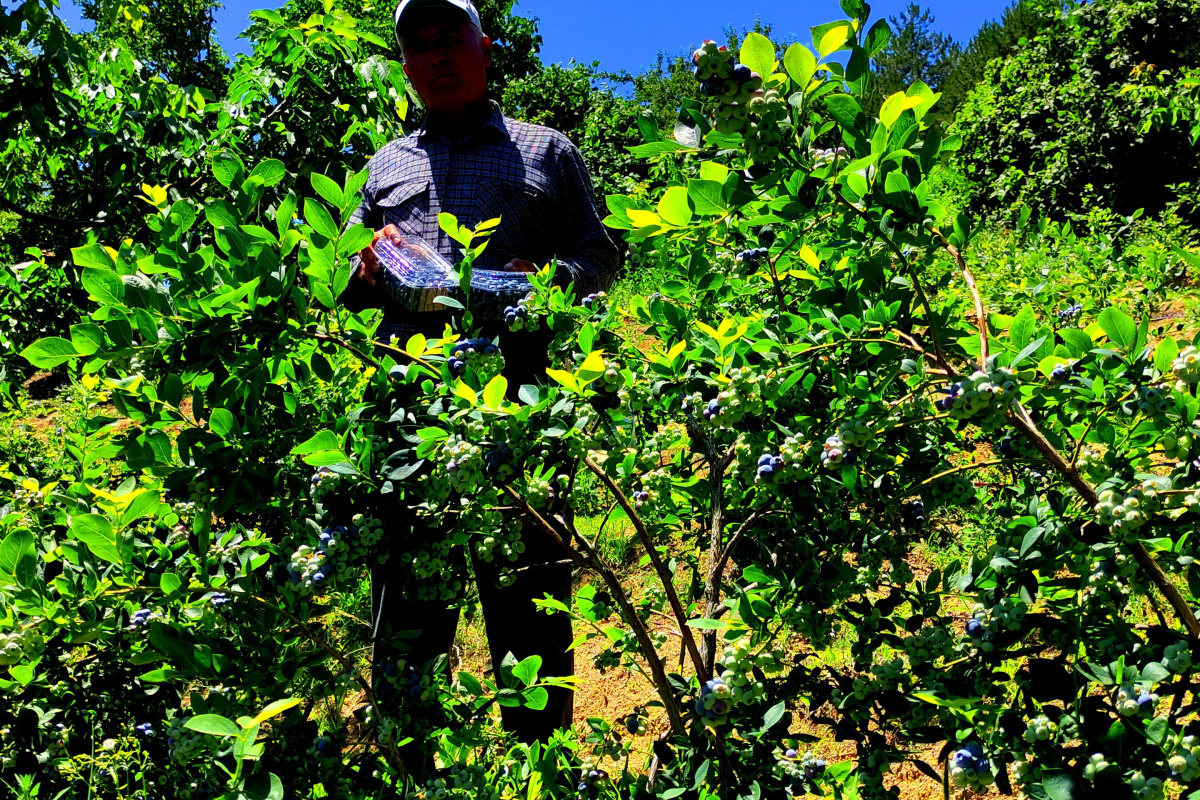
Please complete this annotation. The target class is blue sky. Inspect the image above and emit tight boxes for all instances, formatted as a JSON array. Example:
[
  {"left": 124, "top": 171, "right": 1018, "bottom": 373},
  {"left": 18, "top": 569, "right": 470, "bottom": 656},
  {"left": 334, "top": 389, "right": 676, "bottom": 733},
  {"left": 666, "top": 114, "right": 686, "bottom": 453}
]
[{"left": 53, "top": 0, "right": 1012, "bottom": 76}]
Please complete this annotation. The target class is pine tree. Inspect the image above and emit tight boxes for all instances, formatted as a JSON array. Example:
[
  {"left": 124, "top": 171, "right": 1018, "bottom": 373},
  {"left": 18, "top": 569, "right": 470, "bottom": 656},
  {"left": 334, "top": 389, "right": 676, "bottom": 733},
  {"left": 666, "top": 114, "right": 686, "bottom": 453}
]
[
  {"left": 938, "top": 1, "right": 1046, "bottom": 119},
  {"left": 868, "top": 3, "right": 960, "bottom": 110}
]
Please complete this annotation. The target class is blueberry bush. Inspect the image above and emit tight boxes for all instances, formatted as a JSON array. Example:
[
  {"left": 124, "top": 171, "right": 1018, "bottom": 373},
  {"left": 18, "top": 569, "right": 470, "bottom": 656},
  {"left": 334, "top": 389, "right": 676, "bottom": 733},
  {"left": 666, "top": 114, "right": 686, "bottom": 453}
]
[{"left": 4, "top": 0, "right": 1200, "bottom": 798}]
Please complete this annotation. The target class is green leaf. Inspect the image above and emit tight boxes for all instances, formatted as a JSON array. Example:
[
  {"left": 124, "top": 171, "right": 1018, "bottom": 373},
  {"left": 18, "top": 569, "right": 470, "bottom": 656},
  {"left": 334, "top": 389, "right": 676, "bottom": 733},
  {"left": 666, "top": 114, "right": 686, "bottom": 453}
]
[
  {"left": 686, "top": 179, "right": 726, "bottom": 216},
  {"left": 1098, "top": 307, "right": 1136, "bottom": 352},
  {"left": 482, "top": 375, "right": 508, "bottom": 409},
  {"left": 70, "top": 323, "right": 106, "bottom": 355},
  {"left": 185, "top": 714, "right": 240, "bottom": 737},
  {"left": 291, "top": 430, "right": 341, "bottom": 456},
  {"left": 248, "top": 159, "right": 287, "bottom": 187},
  {"left": 72, "top": 243, "right": 117, "bottom": 270},
  {"left": 1009, "top": 304, "right": 1037, "bottom": 349},
  {"left": 337, "top": 224, "right": 374, "bottom": 257},
  {"left": 252, "top": 698, "right": 303, "bottom": 725},
  {"left": 0, "top": 529, "right": 35, "bottom": 585},
  {"left": 739, "top": 31, "right": 777, "bottom": 78},
  {"left": 1041, "top": 771, "right": 1080, "bottom": 800},
  {"left": 818, "top": 24, "right": 851, "bottom": 58},
  {"left": 783, "top": 43, "right": 817, "bottom": 88},
  {"left": 209, "top": 408, "right": 237, "bottom": 438},
  {"left": 763, "top": 701, "right": 786, "bottom": 729},
  {"left": 512, "top": 655, "right": 542, "bottom": 686},
  {"left": 1060, "top": 329, "right": 1094, "bottom": 358},
  {"left": 1155, "top": 337, "right": 1179, "bottom": 373},
  {"left": 521, "top": 686, "right": 548, "bottom": 711},
  {"left": 212, "top": 150, "right": 246, "bottom": 188},
  {"left": 82, "top": 268, "right": 124, "bottom": 305},
  {"left": 686, "top": 618, "right": 728, "bottom": 630},
  {"left": 243, "top": 772, "right": 284, "bottom": 800},
  {"left": 70, "top": 514, "right": 122, "bottom": 564},
  {"left": 205, "top": 199, "right": 240, "bottom": 231},
  {"left": 864, "top": 19, "right": 891, "bottom": 56},
  {"left": 160, "top": 572, "right": 182, "bottom": 595},
  {"left": 824, "top": 94, "right": 863, "bottom": 130},
  {"left": 311, "top": 173, "right": 346, "bottom": 210},
  {"left": 657, "top": 186, "right": 692, "bottom": 227},
  {"left": 304, "top": 198, "right": 339, "bottom": 240},
  {"left": 21, "top": 337, "right": 81, "bottom": 369}
]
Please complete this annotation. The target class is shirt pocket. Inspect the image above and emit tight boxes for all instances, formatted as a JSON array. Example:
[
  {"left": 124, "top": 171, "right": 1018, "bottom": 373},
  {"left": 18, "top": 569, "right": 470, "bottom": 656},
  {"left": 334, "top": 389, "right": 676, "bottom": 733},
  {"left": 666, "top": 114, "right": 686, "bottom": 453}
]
[
  {"left": 375, "top": 179, "right": 430, "bottom": 234},
  {"left": 475, "top": 180, "right": 554, "bottom": 253}
]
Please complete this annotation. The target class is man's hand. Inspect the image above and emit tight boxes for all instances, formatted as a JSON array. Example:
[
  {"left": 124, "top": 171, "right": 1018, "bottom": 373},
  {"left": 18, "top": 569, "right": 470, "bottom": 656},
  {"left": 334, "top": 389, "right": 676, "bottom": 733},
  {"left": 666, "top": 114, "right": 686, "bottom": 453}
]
[
  {"left": 503, "top": 259, "right": 537, "bottom": 273},
  {"left": 357, "top": 224, "right": 404, "bottom": 287}
]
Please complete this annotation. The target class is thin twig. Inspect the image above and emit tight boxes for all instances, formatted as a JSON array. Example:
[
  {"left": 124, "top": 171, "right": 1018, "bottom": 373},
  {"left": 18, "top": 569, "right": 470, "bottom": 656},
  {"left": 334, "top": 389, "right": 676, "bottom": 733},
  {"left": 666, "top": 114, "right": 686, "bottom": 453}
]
[
  {"left": 584, "top": 457, "right": 706, "bottom": 678},
  {"left": 712, "top": 502, "right": 775, "bottom": 583}
]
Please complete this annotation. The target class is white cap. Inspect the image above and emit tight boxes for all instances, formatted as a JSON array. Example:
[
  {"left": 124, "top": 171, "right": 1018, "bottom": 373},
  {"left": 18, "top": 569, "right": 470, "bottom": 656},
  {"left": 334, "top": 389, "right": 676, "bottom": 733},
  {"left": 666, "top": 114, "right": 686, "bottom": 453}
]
[{"left": 394, "top": 0, "right": 483, "bottom": 47}]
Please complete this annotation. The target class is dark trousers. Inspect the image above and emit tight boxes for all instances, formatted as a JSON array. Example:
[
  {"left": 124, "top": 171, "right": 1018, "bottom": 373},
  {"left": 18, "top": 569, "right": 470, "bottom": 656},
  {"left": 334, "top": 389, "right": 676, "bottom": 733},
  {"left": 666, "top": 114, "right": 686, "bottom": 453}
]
[
  {"left": 371, "top": 524, "right": 574, "bottom": 743},
  {"left": 371, "top": 324, "right": 573, "bottom": 743}
]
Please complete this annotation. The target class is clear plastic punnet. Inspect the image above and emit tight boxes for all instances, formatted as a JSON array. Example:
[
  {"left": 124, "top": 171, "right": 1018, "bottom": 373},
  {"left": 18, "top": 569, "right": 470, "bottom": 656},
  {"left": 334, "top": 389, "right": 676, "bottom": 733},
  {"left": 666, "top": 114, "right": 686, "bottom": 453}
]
[{"left": 373, "top": 235, "right": 533, "bottom": 318}]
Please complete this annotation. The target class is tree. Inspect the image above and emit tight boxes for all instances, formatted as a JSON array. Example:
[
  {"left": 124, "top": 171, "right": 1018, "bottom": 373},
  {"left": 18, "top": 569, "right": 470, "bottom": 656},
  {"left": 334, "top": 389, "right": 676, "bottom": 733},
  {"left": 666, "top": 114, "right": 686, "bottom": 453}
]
[
  {"left": 867, "top": 3, "right": 960, "bottom": 110},
  {"left": 79, "top": 0, "right": 230, "bottom": 92},
  {"left": 938, "top": 0, "right": 1046, "bottom": 119},
  {"left": 952, "top": 0, "right": 1200, "bottom": 222}
]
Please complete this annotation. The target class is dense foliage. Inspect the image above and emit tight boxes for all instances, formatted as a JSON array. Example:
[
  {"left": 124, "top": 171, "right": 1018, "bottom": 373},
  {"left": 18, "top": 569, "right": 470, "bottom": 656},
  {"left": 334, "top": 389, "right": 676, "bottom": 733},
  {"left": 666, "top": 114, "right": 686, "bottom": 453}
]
[
  {"left": 952, "top": 0, "right": 1200, "bottom": 222},
  {"left": 2, "top": 1, "right": 1200, "bottom": 799}
]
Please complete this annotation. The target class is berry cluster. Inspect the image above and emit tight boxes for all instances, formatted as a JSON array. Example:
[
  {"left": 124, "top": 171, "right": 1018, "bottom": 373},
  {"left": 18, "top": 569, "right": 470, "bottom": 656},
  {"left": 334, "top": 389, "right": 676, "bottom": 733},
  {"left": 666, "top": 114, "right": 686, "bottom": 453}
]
[
  {"left": 1123, "top": 385, "right": 1173, "bottom": 417},
  {"left": 901, "top": 500, "right": 925, "bottom": 529},
  {"left": 736, "top": 247, "right": 770, "bottom": 271},
  {"left": 777, "top": 749, "right": 826, "bottom": 794},
  {"left": 743, "top": 88, "right": 789, "bottom": 162},
  {"left": 929, "top": 473, "right": 977, "bottom": 505},
  {"left": 576, "top": 764, "right": 609, "bottom": 798},
  {"left": 691, "top": 41, "right": 757, "bottom": 107},
  {"left": 286, "top": 512, "right": 385, "bottom": 596},
  {"left": 714, "top": 639, "right": 784, "bottom": 705},
  {"left": 448, "top": 337, "right": 500, "bottom": 376},
  {"left": 1049, "top": 360, "right": 1080, "bottom": 384},
  {"left": 939, "top": 365, "right": 1019, "bottom": 430},
  {"left": 1161, "top": 428, "right": 1196, "bottom": 461},
  {"left": 166, "top": 717, "right": 214, "bottom": 762},
  {"left": 483, "top": 443, "right": 522, "bottom": 482},
  {"left": 837, "top": 418, "right": 876, "bottom": 449},
  {"left": 903, "top": 625, "right": 952, "bottom": 665},
  {"left": 694, "top": 677, "right": 734, "bottom": 728},
  {"left": 1162, "top": 640, "right": 1192, "bottom": 674},
  {"left": 1095, "top": 481, "right": 1160, "bottom": 534},
  {"left": 0, "top": 625, "right": 45, "bottom": 665},
  {"left": 1170, "top": 736, "right": 1200, "bottom": 782},
  {"left": 621, "top": 707, "right": 647, "bottom": 735},
  {"left": 1174, "top": 345, "right": 1200, "bottom": 385},
  {"left": 997, "top": 433, "right": 1038, "bottom": 458},
  {"left": 1083, "top": 752, "right": 1110, "bottom": 781},
  {"left": 1116, "top": 684, "right": 1158, "bottom": 716},
  {"left": 503, "top": 300, "right": 536, "bottom": 332},
  {"left": 811, "top": 146, "right": 849, "bottom": 167},
  {"left": 130, "top": 608, "right": 156, "bottom": 628},
  {"left": 134, "top": 722, "right": 155, "bottom": 739},
  {"left": 580, "top": 291, "right": 607, "bottom": 312},
  {"left": 1022, "top": 714, "right": 1058, "bottom": 745},
  {"left": 964, "top": 599, "right": 1028, "bottom": 652},
  {"left": 309, "top": 467, "right": 343, "bottom": 504},
  {"left": 819, "top": 434, "right": 854, "bottom": 469},
  {"left": 1055, "top": 303, "right": 1083, "bottom": 323},
  {"left": 1131, "top": 771, "right": 1165, "bottom": 800},
  {"left": 686, "top": 367, "right": 770, "bottom": 428},
  {"left": 443, "top": 436, "right": 486, "bottom": 493},
  {"left": 950, "top": 742, "right": 994, "bottom": 790}
]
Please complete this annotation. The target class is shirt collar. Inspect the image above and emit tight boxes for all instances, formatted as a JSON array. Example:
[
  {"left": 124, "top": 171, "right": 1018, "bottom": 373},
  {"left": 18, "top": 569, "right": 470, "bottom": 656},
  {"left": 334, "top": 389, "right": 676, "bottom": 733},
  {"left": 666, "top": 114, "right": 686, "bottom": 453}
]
[{"left": 418, "top": 99, "right": 508, "bottom": 145}]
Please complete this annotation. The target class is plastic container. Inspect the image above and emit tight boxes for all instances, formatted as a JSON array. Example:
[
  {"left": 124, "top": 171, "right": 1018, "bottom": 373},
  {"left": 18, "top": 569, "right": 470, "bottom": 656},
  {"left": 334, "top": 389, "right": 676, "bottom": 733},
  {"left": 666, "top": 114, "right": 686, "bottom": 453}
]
[{"left": 374, "top": 236, "right": 533, "bottom": 318}]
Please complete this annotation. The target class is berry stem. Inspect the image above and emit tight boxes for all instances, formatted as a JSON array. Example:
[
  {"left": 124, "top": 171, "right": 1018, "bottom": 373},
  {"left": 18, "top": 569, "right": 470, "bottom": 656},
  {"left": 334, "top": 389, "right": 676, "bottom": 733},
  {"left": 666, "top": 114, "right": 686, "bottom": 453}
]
[
  {"left": 501, "top": 485, "right": 687, "bottom": 731},
  {"left": 584, "top": 456, "right": 706, "bottom": 679}
]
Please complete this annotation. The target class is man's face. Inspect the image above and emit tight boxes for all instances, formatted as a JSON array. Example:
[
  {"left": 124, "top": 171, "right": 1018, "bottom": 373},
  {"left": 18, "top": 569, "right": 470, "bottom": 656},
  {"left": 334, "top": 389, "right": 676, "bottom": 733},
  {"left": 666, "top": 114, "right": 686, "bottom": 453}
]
[{"left": 400, "top": 12, "right": 492, "bottom": 113}]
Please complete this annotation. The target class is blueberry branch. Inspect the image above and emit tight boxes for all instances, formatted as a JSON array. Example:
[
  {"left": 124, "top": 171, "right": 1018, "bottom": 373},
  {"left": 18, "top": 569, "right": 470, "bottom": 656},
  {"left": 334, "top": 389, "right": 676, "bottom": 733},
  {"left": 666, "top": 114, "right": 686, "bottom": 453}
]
[
  {"left": 583, "top": 456, "right": 707, "bottom": 679},
  {"left": 501, "top": 485, "right": 687, "bottom": 731}
]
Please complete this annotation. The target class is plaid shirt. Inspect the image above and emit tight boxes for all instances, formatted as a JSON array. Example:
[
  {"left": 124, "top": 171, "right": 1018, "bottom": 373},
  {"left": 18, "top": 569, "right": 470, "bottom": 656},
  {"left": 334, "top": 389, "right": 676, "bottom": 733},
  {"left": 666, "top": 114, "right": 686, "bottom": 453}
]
[{"left": 339, "top": 100, "right": 620, "bottom": 338}]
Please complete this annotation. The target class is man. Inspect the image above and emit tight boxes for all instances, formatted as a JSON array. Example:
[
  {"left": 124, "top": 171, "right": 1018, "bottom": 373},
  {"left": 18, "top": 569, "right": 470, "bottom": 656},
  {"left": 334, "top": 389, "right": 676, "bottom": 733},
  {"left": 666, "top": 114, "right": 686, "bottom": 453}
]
[{"left": 339, "top": 0, "right": 620, "bottom": 747}]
